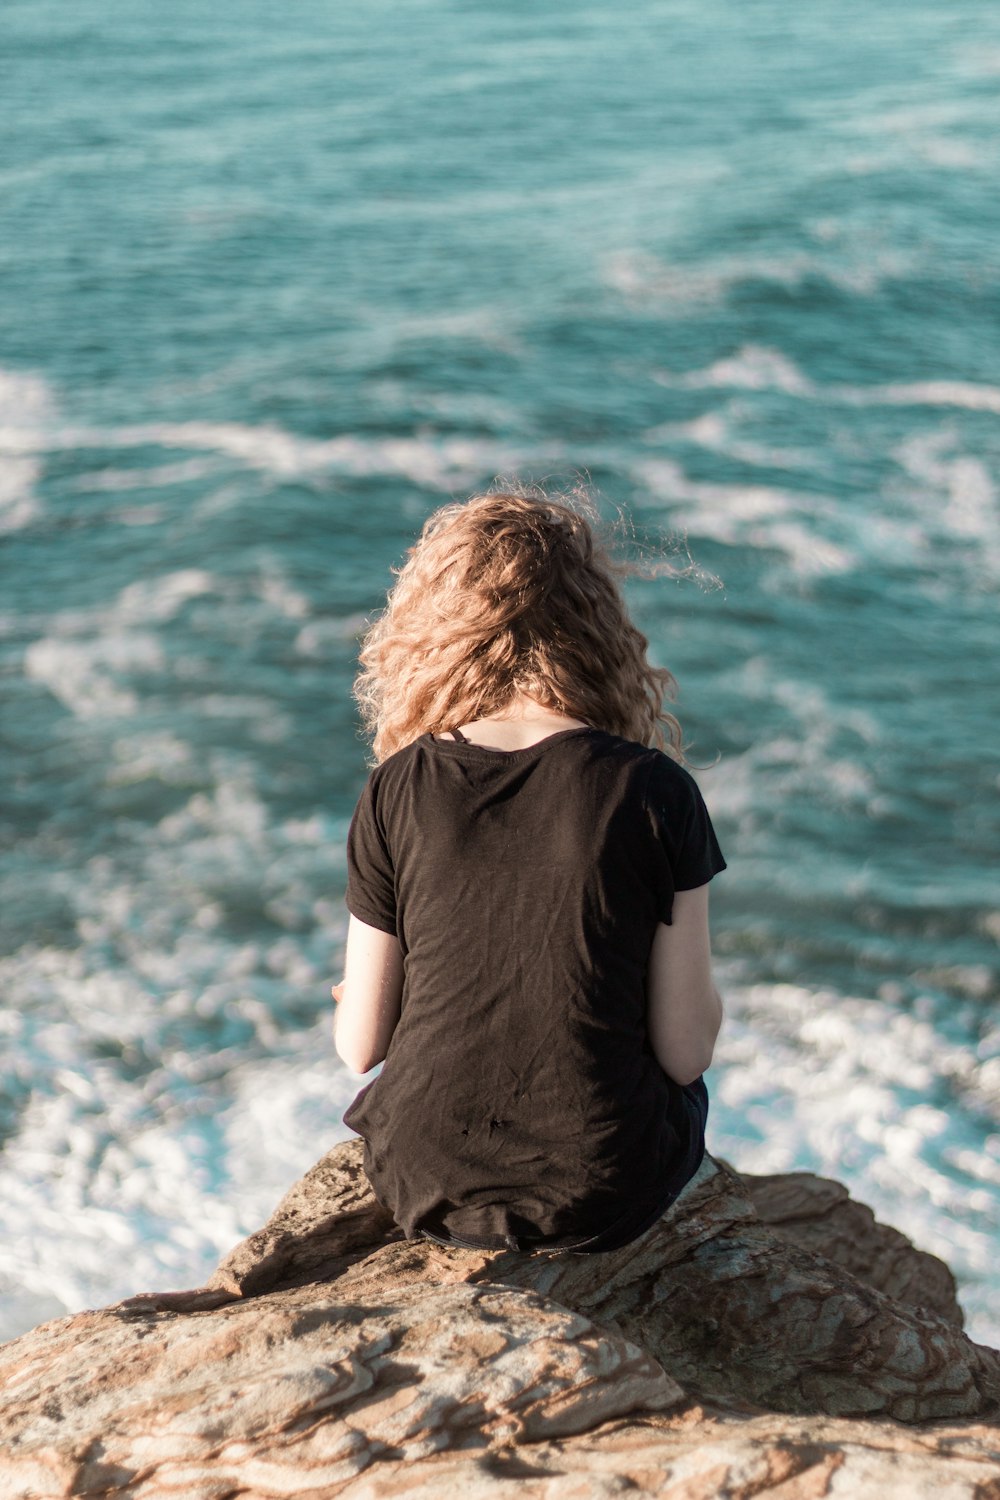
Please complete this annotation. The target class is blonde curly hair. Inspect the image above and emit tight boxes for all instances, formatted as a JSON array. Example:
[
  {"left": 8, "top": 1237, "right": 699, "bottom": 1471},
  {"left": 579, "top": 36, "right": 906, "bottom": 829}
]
[{"left": 354, "top": 483, "right": 686, "bottom": 764}]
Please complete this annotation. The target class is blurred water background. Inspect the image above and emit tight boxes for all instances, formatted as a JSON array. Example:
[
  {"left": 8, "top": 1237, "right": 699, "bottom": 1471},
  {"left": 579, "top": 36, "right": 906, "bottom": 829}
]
[{"left": 2, "top": 0, "right": 999, "bottom": 1343}]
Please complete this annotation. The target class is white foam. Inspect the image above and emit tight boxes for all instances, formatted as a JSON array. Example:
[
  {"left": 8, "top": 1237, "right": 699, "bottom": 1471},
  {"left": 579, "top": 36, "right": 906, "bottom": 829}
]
[
  {"left": 653, "top": 348, "right": 1000, "bottom": 421},
  {"left": 607, "top": 238, "right": 914, "bottom": 308},
  {"left": 0, "top": 366, "right": 56, "bottom": 531},
  {"left": 113, "top": 505, "right": 169, "bottom": 526},
  {"left": 115, "top": 569, "right": 218, "bottom": 623},
  {"left": 0, "top": 756, "right": 355, "bottom": 1337},
  {"left": 68, "top": 457, "right": 224, "bottom": 492},
  {"left": 106, "top": 733, "right": 198, "bottom": 787},
  {"left": 857, "top": 100, "right": 984, "bottom": 134},
  {"left": 294, "top": 614, "right": 370, "bottom": 657},
  {"left": 632, "top": 458, "right": 857, "bottom": 577},
  {"left": 894, "top": 430, "right": 997, "bottom": 541},
  {"left": 693, "top": 669, "right": 880, "bottom": 834},
  {"left": 840, "top": 133, "right": 991, "bottom": 176},
  {"left": 603, "top": 249, "right": 728, "bottom": 309},
  {"left": 0, "top": 1012, "right": 359, "bottom": 1332},
  {"left": 24, "top": 633, "right": 165, "bottom": 719},
  {"left": 873, "top": 381, "right": 1000, "bottom": 416},
  {"left": 655, "top": 345, "right": 816, "bottom": 396},
  {"left": 0, "top": 414, "right": 539, "bottom": 493},
  {"left": 640, "top": 360, "right": 1000, "bottom": 572},
  {"left": 0, "top": 366, "right": 55, "bottom": 426},
  {"left": 22, "top": 565, "right": 315, "bottom": 724},
  {"left": 951, "top": 43, "right": 1000, "bottom": 78},
  {"left": 643, "top": 408, "right": 820, "bottom": 472},
  {"left": 0, "top": 454, "right": 43, "bottom": 533},
  {"left": 912, "top": 138, "right": 987, "bottom": 170},
  {"left": 257, "top": 570, "right": 311, "bottom": 621},
  {"left": 893, "top": 435, "right": 1000, "bottom": 573},
  {"left": 367, "top": 304, "right": 524, "bottom": 356},
  {"left": 833, "top": 94, "right": 996, "bottom": 171}
]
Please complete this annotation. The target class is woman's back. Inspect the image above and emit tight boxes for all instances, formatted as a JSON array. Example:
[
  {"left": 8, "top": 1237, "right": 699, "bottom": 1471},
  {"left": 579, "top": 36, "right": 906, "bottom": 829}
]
[{"left": 343, "top": 725, "right": 725, "bottom": 1251}]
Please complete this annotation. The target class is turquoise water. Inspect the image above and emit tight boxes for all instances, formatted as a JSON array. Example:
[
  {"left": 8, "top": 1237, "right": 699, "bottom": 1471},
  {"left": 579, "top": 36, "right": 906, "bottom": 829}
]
[{"left": 2, "top": 0, "right": 999, "bottom": 1340}]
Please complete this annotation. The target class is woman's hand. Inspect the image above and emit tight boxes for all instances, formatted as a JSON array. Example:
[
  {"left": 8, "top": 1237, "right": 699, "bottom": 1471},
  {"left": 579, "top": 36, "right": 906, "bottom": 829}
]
[{"left": 331, "top": 981, "right": 344, "bottom": 1004}]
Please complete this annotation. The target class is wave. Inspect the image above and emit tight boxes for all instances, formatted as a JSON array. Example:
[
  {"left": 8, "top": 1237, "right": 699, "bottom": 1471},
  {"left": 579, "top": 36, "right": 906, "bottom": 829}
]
[
  {"left": 643, "top": 409, "right": 825, "bottom": 473},
  {"left": 68, "top": 456, "right": 225, "bottom": 492},
  {"left": 893, "top": 431, "right": 997, "bottom": 541},
  {"left": 0, "top": 997, "right": 360, "bottom": 1340},
  {"left": 0, "top": 411, "right": 543, "bottom": 493},
  {"left": 655, "top": 345, "right": 1000, "bottom": 418},
  {"left": 605, "top": 240, "right": 918, "bottom": 307},
  {"left": 24, "top": 633, "right": 165, "bottom": 719},
  {"left": 646, "top": 355, "right": 1000, "bottom": 574},
  {"left": 0, "top": 756, "right": 357, "bottom": 1337},
  {"left": 632, "top": 457, "right": 858, "bottom": 577},
  {"left": 654, "top": 345, "right": 816, "bottom": 396},
  {"left": 0, "top": 366, "right": 57, "bottom": 531},
  {"left": 869, "top": 381, "right": 1000, "bottom": 416},
  {"left": 0, "top": 366, "right": 55, "bottom": 426}
]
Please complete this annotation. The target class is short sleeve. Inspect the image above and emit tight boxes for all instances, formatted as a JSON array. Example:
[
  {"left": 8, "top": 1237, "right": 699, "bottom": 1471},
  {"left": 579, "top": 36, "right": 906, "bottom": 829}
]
[
  {"left": 345, "top": 771, "right": 398, "bottom": 935},
  {"left": 644, "top": 755, "right": 727, "bottom": 923}
]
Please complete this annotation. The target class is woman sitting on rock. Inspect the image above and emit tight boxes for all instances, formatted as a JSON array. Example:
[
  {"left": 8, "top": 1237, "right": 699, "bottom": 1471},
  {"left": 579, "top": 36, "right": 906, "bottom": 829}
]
[{"left": 333, "top": 484, "right": 726, "bottom": 1254}]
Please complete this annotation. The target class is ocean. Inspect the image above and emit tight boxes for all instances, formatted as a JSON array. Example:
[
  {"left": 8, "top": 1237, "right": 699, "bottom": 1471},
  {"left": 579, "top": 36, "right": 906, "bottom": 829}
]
[{"left": 1, "top": 0, "right": 998, "bottom": 1343}]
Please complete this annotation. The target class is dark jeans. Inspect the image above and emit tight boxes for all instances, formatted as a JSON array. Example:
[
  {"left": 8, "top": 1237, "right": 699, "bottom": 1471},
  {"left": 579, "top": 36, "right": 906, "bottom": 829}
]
[{"left": 561, "top": 1074, "right": 709, "bottom": 1254}]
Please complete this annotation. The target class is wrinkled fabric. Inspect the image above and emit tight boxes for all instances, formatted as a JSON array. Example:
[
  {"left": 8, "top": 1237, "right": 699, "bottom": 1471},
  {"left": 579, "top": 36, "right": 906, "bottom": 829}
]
[{"left": 344, "top": 727, "right": 726, "bottom": 1249}]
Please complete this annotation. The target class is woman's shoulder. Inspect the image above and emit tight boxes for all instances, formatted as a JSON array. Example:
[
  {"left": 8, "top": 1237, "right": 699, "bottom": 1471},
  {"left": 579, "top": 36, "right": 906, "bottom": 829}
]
[
  {"left": 352, "top": 736, "right": 428, "bottom": 808},
  {"left": 581, "top": 728, "right": 689, "bottom": 775},
  {"left": 580, "top": 731, "right": 705, "bottom": 805},
  {"left": 363, "top": 734, "right": 432, "bottom": 774}
]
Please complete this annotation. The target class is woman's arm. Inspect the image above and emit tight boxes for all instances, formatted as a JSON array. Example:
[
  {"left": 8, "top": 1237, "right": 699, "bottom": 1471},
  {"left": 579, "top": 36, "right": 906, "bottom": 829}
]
[
  {"left": 646, "top": 884, "right": 723, "bottom": 1086},
  {"left": 333, "top": 915, "right": 404, "bottom": 1074}
]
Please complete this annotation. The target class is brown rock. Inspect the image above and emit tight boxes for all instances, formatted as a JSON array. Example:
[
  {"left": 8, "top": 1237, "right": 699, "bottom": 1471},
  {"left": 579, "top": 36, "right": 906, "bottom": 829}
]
[
  {"left": 0, "top": 1282, "right": 677, "bottom": 1498},
  {"left": 739, "top": 1167, "right": 965, "bottom": 1327},
  {"left": 1, "top": 1143, "right": 998, "bottom": 1499},
  {"left": 326, "top": 1412, "right": 1000, "bottom": 1498},
  {"left": 199, "top": 1144, "right": 996, "bottom": 1423},
  {"left": 319, "top": 1156, "right": 995, "bottom": 1424}
]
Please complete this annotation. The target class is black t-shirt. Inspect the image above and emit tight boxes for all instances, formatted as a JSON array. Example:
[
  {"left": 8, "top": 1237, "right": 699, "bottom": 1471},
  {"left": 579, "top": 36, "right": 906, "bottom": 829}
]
[{"left": 343, "top": 726, "right": 726, "bottom": 1251}]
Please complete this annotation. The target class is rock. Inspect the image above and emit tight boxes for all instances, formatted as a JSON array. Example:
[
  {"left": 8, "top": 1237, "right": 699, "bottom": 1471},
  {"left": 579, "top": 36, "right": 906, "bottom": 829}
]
[
  {"left": 738, "top": 1167, "right": 965, "bottom": 1328},
  {"left": 0, "top": 1282, "right": 678, "bottom": 1499},
  {"left": 312, "top": 1412, "right": 1000, "bottom": 1498},
  {"left": 208, "top": 1133, "right": 402, "bottom": 1299},
  {"left": 1, "top": 1144, "right": 998, "bottom": 1499},
  {"left": 316, "top": 1154, "right": 997, "bottom": 1424}
]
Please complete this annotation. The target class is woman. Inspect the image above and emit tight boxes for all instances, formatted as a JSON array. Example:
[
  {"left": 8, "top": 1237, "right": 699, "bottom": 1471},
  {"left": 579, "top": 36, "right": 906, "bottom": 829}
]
[{"left": 333, "top": 485, "right": 725, "bottom": 1254}]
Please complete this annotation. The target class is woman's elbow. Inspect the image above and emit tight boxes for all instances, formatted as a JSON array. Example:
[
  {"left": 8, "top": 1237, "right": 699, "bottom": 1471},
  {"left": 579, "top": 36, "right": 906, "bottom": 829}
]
[
  {"left": 656, "top": 1033, "right": 716, "bottom": 1086},
  {"left": 334, "top": 1021, "right": 385, "bottom": 1075},
  {"left": 663, "top": 1053, "right": 713, "bottom": 1087},
  {"left": 336, "top": 1040, "right": 382, "bottom": 1074}
]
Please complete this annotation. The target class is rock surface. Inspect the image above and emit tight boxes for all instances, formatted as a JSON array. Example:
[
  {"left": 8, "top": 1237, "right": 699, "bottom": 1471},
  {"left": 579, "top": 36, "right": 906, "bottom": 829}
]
[
  {"left": 0, "top": 1283, "right": 679, "bottom": 1498},
  {"left": 1, "top": 1143, "right": 998, "bottom": 1498},
  {"left": 739, "top": 1167, "right": 965, "bottom": 1327}
]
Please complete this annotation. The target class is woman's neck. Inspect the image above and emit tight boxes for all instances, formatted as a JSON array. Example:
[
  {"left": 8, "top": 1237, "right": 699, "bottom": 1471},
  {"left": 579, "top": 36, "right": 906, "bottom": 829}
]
[{"left": 450, "top": 695, "right": 590, "bottom": 751}]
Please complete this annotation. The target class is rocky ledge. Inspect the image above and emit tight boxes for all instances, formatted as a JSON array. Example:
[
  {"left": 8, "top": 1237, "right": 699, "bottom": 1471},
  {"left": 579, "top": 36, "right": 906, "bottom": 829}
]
[{"left": 2, "top": 1144, "right": 998, "bottom": 1498}]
